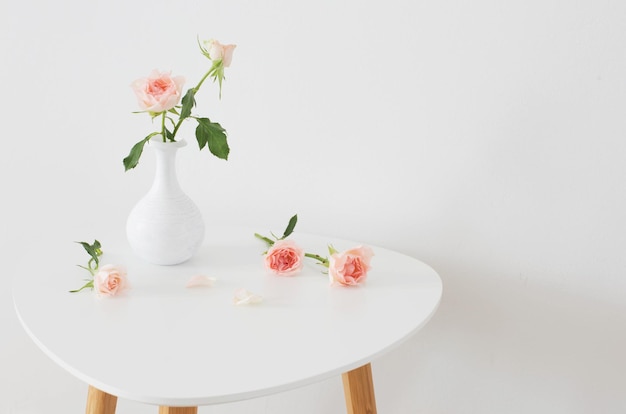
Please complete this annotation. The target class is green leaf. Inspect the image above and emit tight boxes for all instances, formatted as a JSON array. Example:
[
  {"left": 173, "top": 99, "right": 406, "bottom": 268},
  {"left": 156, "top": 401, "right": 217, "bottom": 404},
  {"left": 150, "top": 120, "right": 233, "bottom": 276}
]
[
  {"left": 123, "top": 139, "right": 147, "bottom": 171},
  {"left": 123, "top": 133, "right": 158, "bottom": 171},
  {"left": 328, "top": 244, "right": 339, "bottom": 255},
  {"left": 195, "top": 118, "right": 229, "bottom": 160},
  {"left": 282, "top": 214, "right": 298, "bottom": 239},
  {"left": 76, "top": 240, "right": 101, "bottom": 266},
  {"left": 180, "top": 88, "right": 196, "bottom": 120}
]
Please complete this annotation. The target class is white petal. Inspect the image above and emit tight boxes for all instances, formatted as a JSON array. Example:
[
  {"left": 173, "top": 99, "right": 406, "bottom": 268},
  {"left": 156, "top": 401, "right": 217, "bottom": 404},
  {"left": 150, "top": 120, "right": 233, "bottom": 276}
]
[
  {"left": 185, "top": 275, "right": 217, "bottom": 288},
  {"left": 233, "top": 288, "right": 263, "bottom": 305}
]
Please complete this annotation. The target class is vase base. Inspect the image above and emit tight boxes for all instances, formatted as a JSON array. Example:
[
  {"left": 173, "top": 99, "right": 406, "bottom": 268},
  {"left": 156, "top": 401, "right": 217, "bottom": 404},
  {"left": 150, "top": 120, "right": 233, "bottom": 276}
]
[{"left": 126, "top": 196, "right": 205, "bottom": 266}]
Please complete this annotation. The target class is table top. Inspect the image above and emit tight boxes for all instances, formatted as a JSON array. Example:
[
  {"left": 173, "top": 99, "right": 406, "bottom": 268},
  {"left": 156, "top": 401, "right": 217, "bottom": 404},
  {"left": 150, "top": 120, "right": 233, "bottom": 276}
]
[{"left": 13, "top": 227, "right": 442, "bottom": 407}]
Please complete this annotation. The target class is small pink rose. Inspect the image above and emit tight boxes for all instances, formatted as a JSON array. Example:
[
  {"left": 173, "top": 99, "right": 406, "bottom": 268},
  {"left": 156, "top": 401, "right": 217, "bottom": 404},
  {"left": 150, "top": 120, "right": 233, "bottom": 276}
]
[
  {"left": 93, "top": 264, "right": 128, "bottom": 296},
  {"left": 131, "top": 70, "right": 185, "bottom": 113},
  {"left": 264, "top": 239, "right": 304, "bottom": 276},
  {"left": 204, "top": 39, "right": 236, "bottom": 67},
  {"left": 328, "top": 246, "right": 374, "bottom": 286}
]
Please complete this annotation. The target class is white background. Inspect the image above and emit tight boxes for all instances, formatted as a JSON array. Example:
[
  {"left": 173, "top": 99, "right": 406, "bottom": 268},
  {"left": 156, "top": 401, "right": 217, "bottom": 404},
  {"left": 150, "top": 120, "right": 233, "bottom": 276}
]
[{"left": 2, "top": 0, "right": 626, "bottom": 413}]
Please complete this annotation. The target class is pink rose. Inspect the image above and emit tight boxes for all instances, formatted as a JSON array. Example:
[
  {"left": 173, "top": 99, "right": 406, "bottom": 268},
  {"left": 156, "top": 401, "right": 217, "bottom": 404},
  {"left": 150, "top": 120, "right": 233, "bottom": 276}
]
[
  {"left": 328, "top": 246, "right": 374, "bottom": 286},
  {"left": 94, "top": 264, "right": 128, "bottom": 296},
  {"left": 131, "top": 70, "right": 185, "bottom": 113},
  {"left": 264, "top": 239, "right": 304, "bottom": 276},
  {"left": 204, "top": 39, "right": 236, "bottom": 67}
]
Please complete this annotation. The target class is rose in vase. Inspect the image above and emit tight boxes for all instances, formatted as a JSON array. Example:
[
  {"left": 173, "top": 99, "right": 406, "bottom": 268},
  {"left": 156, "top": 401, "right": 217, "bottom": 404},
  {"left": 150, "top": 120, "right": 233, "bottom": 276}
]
[
  {"left": 131, "top": 71, "right": 185, "bottom": 113},
  {"left": 123, "top": 38, "right": 236, "bottom": 171}
]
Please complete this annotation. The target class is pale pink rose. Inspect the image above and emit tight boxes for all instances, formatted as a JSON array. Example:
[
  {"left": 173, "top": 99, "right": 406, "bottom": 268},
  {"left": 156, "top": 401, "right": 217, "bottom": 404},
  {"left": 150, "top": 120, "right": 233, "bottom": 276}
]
[
  {"left": 328, "top": 246, "right": 374, "bottom": 286},
  {"left": 264, "top": 239, "right": 304, "bottom": 276},
  {"left": 204, "top": 39, "right": 236, "bottom": 67},
  {"left": 131, "top": 70, "right": 185, "bottom": 113},
  {"left": 93, "top": 264, "right": 128, "bottom": 296}
]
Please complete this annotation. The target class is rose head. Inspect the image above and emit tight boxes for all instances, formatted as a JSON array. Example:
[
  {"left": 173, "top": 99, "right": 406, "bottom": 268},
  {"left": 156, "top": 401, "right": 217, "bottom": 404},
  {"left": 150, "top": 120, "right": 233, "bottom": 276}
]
[
  {"left": 328, "top": 246, "right": 374, "bottom": 286},
  {"left": 94, "top": 264, "right": 129, "bottom": 296},
  {"left": 203, "top": 39, "right": 236, "bottom": 67},
  {"left": 264, "top": 239, "right": 305, "bottom": 276},
  {"left": 131, "top": 70, "right": 185, "bottom": 113}
]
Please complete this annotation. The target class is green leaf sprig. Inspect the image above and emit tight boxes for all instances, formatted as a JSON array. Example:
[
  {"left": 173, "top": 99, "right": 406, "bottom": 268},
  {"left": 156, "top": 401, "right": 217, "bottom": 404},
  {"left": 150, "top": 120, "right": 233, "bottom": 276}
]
[
  {"left": 70, "top": 240, "right": 103, "bottom": 293},
  {"left": 254, "top": 214, "right": 298, "bottom": 248},
  {"left": 123, "top": 38, "right": 233, "bottom": 171},
  {"left": 254, "top": 215, "right": 329, "bottom": 267}
]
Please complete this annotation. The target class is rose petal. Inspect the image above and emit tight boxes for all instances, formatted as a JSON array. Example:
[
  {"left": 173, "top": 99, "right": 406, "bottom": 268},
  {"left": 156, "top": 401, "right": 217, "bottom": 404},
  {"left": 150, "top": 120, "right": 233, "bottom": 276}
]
[
  {"left": 233, "top": 288, "right": 263, "bottom": 305},
  {"left": 186, "top": 275, "right": 217, "bottom": 288}
]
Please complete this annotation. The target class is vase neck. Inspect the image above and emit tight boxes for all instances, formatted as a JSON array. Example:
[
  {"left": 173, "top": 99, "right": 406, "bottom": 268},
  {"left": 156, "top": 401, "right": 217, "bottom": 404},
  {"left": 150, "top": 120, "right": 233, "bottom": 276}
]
[{"left": 148, "top": 139, "right": 186, "bottom": 196}]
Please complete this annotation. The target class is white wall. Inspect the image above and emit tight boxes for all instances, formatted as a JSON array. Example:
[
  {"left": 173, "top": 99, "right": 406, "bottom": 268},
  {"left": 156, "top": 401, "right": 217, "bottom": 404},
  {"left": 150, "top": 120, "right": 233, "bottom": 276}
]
[{"left": 1, "top": 0, "right": 625, "bottom": 412}]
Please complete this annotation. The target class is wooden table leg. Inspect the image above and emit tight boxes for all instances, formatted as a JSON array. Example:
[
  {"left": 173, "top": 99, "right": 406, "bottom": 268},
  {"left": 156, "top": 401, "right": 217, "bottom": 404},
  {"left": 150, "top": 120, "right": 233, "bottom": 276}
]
[
  {"left": 86, "top": 385, "right": 118, "bottom": 414},
  {"left": 342, "top": 363, "right": 377, "bottom": 414},
  {"left": 158, "top": 407, "right": 198, "bottom": 414}
]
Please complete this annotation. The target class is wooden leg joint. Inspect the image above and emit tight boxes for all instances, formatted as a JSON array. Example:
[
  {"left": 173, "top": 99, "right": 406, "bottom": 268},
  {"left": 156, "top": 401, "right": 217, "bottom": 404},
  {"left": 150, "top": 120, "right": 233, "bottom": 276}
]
[
  {"left": 86, "top": 385, "right": 118, "bottom": 414},
  {"left": 342, "top": 363, "right": 377, "bottom": 414},
  {"left": 158, "top": 406, "right": 198, "bottom": 414}
]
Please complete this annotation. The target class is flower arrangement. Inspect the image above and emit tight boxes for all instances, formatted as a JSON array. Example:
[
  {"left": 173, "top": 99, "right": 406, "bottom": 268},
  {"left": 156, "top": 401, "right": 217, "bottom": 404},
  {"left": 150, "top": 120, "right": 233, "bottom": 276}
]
[
  {"left": 123, "top": 39, "right": 236, "bottom": 171},
  {"left": 68, "top": 216, "right": 369, "bottom": 299},
  {"left": 70, "top": 240, "right": 129, "bottom": 296},
  {"left": 255, "top": 215, "right": 374, "bottom": 286}
]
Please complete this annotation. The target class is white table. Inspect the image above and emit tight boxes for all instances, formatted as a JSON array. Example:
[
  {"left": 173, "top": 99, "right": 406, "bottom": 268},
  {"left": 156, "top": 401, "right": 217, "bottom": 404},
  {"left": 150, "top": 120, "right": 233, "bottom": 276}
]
[{"left": 13, "top": 227, "right": 442, "bottom": 413}]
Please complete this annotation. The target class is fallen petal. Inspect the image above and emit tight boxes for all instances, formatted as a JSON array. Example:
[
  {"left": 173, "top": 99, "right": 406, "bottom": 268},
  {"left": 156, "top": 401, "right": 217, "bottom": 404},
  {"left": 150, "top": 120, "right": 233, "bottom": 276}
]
[
  {"left": 186, "top": 275, "right": 217, "bottom": 288},
  {"left": 233, "top": 288, "right": 263, "bottom": 305}
]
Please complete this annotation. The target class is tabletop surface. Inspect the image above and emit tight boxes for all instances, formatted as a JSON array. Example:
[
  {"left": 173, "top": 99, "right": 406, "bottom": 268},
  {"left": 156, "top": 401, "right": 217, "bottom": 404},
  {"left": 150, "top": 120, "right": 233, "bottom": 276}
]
[{"left": 13, "top": 227, "right": 442, "bottom": 407}]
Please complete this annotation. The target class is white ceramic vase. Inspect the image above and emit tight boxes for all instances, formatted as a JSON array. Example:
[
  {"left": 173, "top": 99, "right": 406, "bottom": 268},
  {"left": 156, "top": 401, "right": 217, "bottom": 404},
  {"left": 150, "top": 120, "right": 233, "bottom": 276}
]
[{"left": 126, "top": 137, "right": 205, "bottom": 265}]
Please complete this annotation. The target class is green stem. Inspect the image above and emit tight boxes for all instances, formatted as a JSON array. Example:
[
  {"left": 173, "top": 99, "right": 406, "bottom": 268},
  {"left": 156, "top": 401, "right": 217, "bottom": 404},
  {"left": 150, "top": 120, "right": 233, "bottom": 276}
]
[
  {"left": 161, "top": 112, "right": 167, "bottom": 142},
  {"left": 305, "top": 252, "right": 329, "bottom": 266},
  {"left": 169, "top": 61, "right": 220, "bottom": 141},
  {"left": 171, "top": 117, "right": 183, "bottom": 140},
  {"left": 77, "top": 264, "right": 96, "bottom": 277},
  {"left": 254, "top": 233, "right": 275, "bottom": 246},
  {"left": 170, "top": 69, "right": 212, "bottom": 140},
  {"left": 69, "top": 280, "right": 94, "bottom": 293},
  {"left": 195, "top": 66, "right": 216, "bottom": 92}
]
